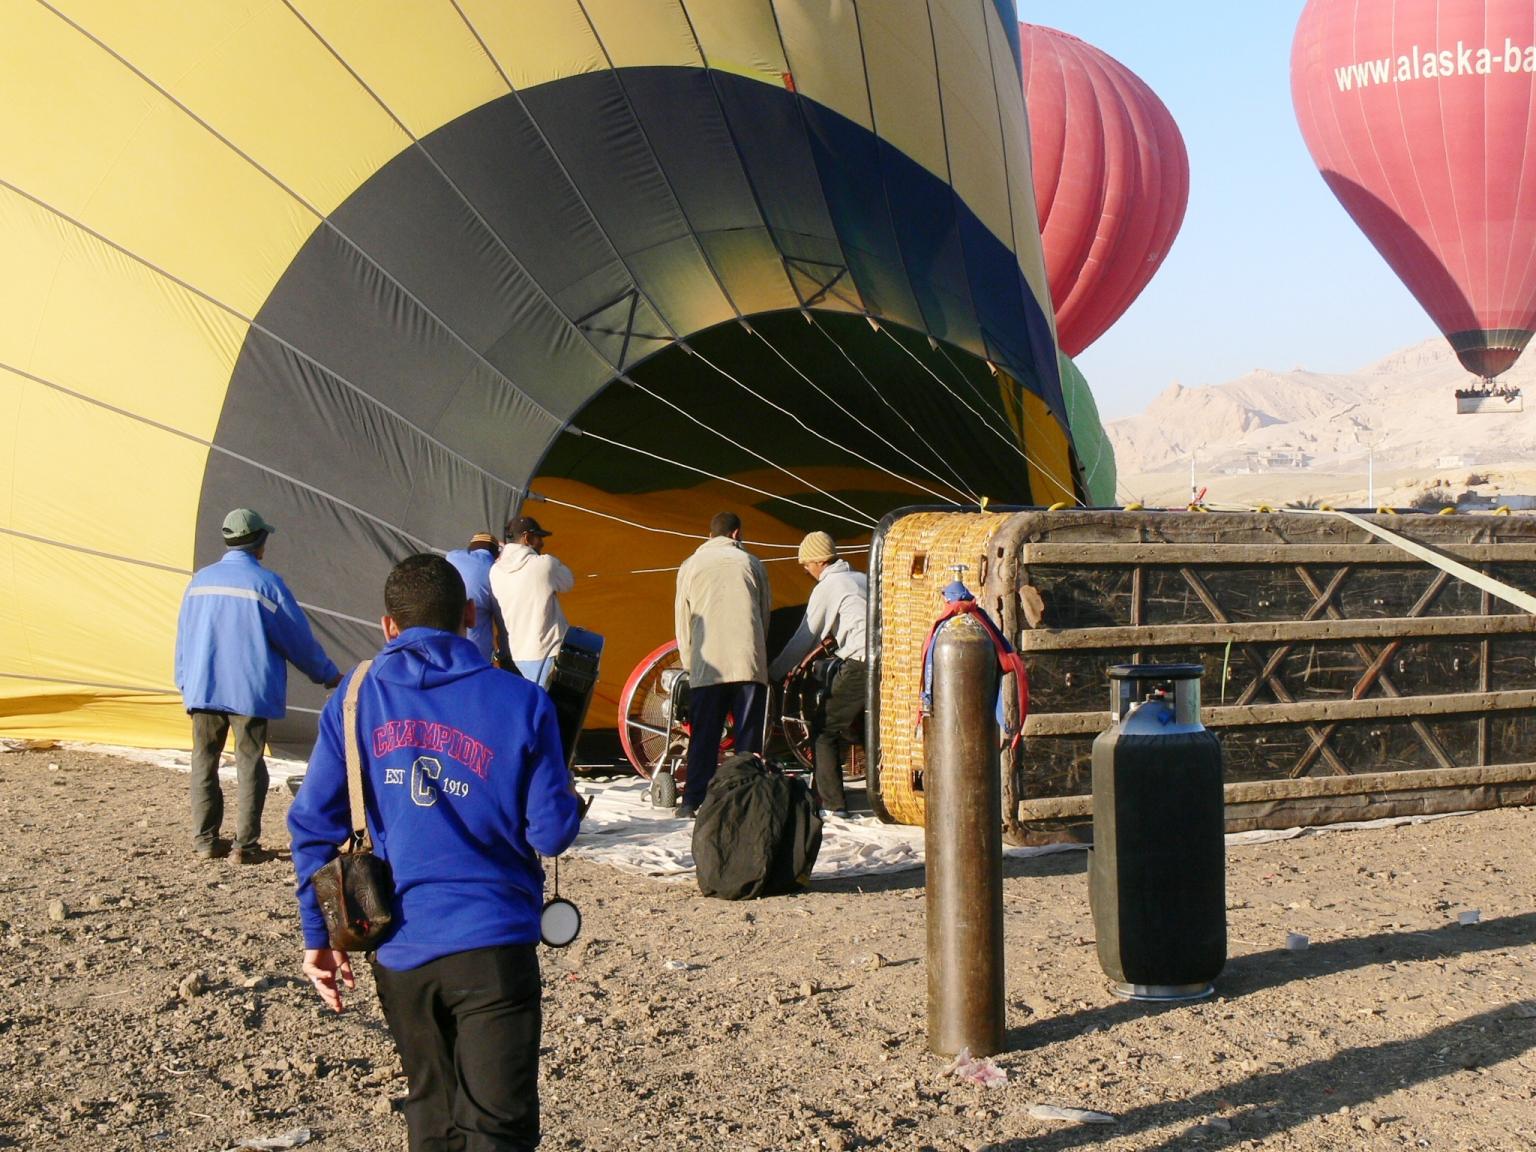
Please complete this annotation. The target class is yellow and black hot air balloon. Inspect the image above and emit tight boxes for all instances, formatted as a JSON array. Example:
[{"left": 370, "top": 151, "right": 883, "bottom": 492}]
[{"left": 1, "top": 0, "right": 1099, "bottom": 749}]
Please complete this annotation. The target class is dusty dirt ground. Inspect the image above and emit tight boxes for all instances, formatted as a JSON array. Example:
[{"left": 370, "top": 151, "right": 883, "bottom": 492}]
[{"left": 0, "top": 747, "right": 1533, "bottom": 1152}]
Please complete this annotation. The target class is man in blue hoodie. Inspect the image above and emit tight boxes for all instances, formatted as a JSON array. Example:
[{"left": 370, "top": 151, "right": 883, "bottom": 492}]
[
  {"left": 289, "top": 553, "right": 582, "bottom": 1152},
  {"left": 175, "top": 508, "right": 341, "bottom": 864}
]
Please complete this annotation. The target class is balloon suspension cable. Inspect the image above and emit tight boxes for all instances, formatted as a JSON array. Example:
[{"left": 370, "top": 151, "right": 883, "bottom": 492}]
[
  {"left": 685, "top": 347, "right": 908, "bottom": 525},
  {"left": 531, "top": 493, "right": 803, "bottom": 553},
  {"left": 745, "top": 324, "right": 974, "bottom": 506},
  {"left": 926, "top": 338, "right": 1089, "bottom": 508},
  {"left": 617, "top": 373, "right": 879, "bottom": 528},
  {"left": 805, "top": 315, "right": 982, "bottom": 503},
  {"left": 627, "top": 544, "right": 872, "bottom": 576},
  {"left": 564, "top": 427, "right": 878, "bottom": 532},
  {"left": 0, "top": 183, "right": 527, "bottom": 531},
  {"left": 884, "top": 328, "right": 1085, "bottom": 507}
]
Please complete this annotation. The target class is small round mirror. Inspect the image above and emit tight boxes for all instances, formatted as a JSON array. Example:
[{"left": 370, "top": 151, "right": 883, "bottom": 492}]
[{"left": 540, "top": 897, "right": 582, "bottom": 948}]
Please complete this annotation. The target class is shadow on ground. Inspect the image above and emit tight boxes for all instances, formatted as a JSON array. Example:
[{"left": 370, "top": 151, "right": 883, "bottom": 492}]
[{"left": 985, "top": 914, "right": 1536, "bottom": 1150}]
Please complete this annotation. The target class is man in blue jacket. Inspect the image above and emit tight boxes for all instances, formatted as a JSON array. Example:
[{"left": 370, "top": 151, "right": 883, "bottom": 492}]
[
  {"left": 445, "top": 530, "right": 507, "bottom": 666},
  {"left": 175, "top": 508, "right": 341, "bottom": 864},
  {"left": 289, "top": 553, "right": 583, "bottom": 1152}
]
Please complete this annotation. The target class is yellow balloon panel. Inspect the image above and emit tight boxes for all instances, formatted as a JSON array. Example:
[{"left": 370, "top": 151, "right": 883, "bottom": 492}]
[
  {"left": 685, "top": 0, "right": 790, "bottom": 84},
  {"left": 6, "top": 369, "right": 207, "bottom": 570},
  {"left": 10, "top": 536, "right": 185, "bottom": 693},
  {"left": 0, "top": 681, "right": 187, "bottom": 747},
  {"left": 0, "top": 190, "right": 243, "bottom": 439},
  {"left": 0, "top": 1, "right": 157, "bottom": 217},
  {"left": 773, "top": 1, "right": 872, "bottom": 131},
  {"left": 929, "top": 0, "right": 1013, "bottom": 256},
  {"left": 860, "top": 0, "right": 950, "bottom": 188},
  {"left": 292, "top": 0, "right": 509, "bottom": 139},
  {"left": 1, "top": 20, "right": 317, "bottom": 317},
  {"left": 581, "top": 0, "right": 702, "bottom": 71},
  {"left": 455, "top": 0, "right": 606, "bottom": 91},
  {"left": 1020, "top": 386, "right": 1077, "bottom": 507},
  {"left": 54, "top": 0, "right": 411, "bottom": 216}
]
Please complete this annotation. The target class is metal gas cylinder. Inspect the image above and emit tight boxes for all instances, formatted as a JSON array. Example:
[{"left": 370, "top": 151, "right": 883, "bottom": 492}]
[{"left": 1089, "top": 663, "right": 1226, "bottom": 1001}]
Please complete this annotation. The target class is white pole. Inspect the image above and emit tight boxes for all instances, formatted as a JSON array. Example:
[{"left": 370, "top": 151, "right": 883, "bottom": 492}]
[
  {"left": 1368, "top": 445, "right": 1375, "bottom": 508},
  {"left": 1190, "top": 454, "right": 1196, "bottom": 503}
]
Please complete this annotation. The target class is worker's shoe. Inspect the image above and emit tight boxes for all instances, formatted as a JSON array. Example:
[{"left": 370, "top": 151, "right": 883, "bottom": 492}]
[
  {"left": 231, "top": 844, "right": 273, "bottom": 865},
  {"left": 675, "top": 804, "right": 697, "bottom": 821},
  {"left": 194, "top": 838, "right": 230, "bottom": 861}
]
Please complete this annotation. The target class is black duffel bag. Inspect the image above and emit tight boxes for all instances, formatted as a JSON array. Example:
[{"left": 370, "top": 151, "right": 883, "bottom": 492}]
[{"left": 693, "top": 753, "right": 822, "bottom": 899}]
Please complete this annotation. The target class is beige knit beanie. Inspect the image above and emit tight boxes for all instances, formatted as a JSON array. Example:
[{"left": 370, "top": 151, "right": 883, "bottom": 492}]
[{"left": 797, "top": 531, "right": 837, "bottom": 565}]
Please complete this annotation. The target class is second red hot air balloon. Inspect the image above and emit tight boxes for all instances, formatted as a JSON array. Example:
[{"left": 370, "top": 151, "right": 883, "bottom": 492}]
[
  {"left": 1021, "top": 24, "right": 1190, "bottom": 358},
  {"left": 1293, "top": 0, "right": 1536, "bottom": 398}
]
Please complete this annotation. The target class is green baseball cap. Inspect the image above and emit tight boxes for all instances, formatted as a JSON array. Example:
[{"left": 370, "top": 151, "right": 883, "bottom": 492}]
[{"left": 222, "top": 508, "right": 276, "bottom": 544}]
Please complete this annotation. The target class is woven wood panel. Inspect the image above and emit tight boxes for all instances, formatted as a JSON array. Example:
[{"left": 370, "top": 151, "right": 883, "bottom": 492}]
[{"left": 873, "top": 511, "right": 1007, "bottom": 825}]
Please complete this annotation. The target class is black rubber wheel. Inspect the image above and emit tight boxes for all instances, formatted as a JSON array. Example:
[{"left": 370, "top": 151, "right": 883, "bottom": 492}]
[{"left": 650, "top": 768, "right": 678, "bottom": 809}]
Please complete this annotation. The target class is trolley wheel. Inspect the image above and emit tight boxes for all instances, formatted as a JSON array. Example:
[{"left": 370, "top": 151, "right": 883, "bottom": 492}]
[
  {"left": 618, "top": 641, "right": 686, "bottom": 780},
  {"left": 779, "top": 681, "right": 867, "bottom": 785},
  {"left": 617, "top": 641, "right": 745, "bottom": 782},
  {"left": 650, "top": 768, "right": 678, "bottom": 809}
]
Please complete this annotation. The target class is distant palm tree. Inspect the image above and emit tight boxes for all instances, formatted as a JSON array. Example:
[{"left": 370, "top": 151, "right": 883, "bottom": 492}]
[{"left": 1286, "top": 497, "right": 1322, "bottom": 510}]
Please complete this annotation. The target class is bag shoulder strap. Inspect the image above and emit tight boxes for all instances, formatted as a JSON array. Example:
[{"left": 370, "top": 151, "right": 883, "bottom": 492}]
[{"left": 342, "top": 659, "right": 374, "bottom": 851}]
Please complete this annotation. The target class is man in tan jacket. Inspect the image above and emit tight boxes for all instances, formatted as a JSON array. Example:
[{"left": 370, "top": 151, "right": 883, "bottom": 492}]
[{"left": 673, "top": 511, "right": 771, "bottom": 818}]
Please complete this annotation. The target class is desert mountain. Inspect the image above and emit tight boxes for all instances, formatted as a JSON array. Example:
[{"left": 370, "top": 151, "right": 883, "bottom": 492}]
[{"left": 1107, "top": 339, "right": 1536, "bottom": 477}]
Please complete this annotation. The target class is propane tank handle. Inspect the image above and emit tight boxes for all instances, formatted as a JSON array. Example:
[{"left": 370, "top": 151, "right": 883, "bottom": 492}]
[{"left": 1107, "top": 663, "right": 1204, "bottom": 724}]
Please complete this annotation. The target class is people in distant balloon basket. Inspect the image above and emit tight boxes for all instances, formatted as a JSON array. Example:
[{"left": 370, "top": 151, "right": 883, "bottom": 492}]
[
  {"left": 674, "top": 512, "right": 772, "bottom": 819},
  {"left": 289, "top": 554, "right": 583, "bottom": 1151},
  {"left": 490, "top": 515, "right": 574, "bottom": 686},
  {"left": 175, "top": 508, "right": 342, "bottom": 864},
  {"left": 769, "top": 531, "right": 868, "bottom": 820}
]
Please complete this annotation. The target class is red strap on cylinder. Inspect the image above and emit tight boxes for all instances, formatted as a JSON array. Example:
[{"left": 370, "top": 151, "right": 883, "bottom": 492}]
[{"left": 916, "top": 600, "right": 1031, "bottom": 748}]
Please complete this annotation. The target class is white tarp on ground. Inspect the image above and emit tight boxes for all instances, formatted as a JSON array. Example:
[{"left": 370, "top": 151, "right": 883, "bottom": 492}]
[{"left": 38, "top": 742, "right": 1465, "bottom": 882}]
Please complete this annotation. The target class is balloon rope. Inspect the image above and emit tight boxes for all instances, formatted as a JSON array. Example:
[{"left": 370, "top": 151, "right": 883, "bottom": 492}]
[
  {"left": 532, "top": 494, "right": 801, "bottom": 550},
  {"left": 901, "top": 332, "right": 1085, "bottom": 507},
  {"left": 626, "top": 546, "right": 870, "bottom": 576},
  {"left": 804, "top": 316, "right": 982, "bottom": 501},
  {"left": 616, "top": 375, "right": 878, "bottom": 528},
  {"left": 685, "top": 346, "right": 943, "bottom": 519},
  {"left": 746, "top": 325, "right": 975, "bottom": 506},
  {"left": 0, "top": 354, "right": 447, "bottom": 554},
  {"left": 566, "top": 428, "right": 878, "bottom": 532}
]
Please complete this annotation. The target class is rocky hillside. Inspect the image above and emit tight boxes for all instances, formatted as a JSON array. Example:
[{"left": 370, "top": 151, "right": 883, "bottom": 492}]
[{"left": 1108, "top": 340, "right": 1536, "bottom": 476}]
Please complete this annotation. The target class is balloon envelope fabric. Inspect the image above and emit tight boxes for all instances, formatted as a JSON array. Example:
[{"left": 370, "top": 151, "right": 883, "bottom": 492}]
[{"left": 0, "top": 0, "right": 1090, "bottom": 748}]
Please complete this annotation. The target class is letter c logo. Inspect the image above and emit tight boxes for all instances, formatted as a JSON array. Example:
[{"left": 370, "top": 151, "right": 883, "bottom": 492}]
[{"left": 411, "top": 756, "right": 442, "bottom": 808}]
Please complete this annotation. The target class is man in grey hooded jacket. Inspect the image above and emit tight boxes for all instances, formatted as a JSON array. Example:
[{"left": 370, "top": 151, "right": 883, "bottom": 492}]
[{"left": 769, "top": 531, "right": 867, "bottom": 818}]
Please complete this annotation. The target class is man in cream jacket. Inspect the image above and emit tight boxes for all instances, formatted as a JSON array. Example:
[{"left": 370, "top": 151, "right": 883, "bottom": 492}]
[
  {"left": 673, "top": 511, "right": 771, "bottom": 818},
  {"left": 490, "top": 515, "right": 574, "bottom": 687}
]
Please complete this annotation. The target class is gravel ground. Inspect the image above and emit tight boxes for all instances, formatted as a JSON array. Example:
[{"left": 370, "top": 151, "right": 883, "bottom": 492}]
[{"left": 1, "top": 746, "right": 1533, "bottom": 1151}]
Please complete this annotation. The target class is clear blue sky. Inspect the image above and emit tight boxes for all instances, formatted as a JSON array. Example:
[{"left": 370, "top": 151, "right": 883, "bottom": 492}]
[{"left": 1023, "top": 1, "right": 1437, "bottom": 419}]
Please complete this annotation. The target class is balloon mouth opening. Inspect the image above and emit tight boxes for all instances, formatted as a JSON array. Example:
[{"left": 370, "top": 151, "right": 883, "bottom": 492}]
[{"left": 1448, "top": 330, "right": 1531, "bottom": 380}]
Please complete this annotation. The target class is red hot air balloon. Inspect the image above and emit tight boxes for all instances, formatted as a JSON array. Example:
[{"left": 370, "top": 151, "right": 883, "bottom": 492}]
[
  {"left": 1021, "top": 24, "right": 1190, "bottom": 358},
  {"left": 1294, "top": 0, "right": 1536, "bottom": 392}
]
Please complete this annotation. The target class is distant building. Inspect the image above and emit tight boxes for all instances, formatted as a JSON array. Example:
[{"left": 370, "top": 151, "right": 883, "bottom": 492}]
[
  {"left": 1437, "top": 454, "right": 1474, "bottom": 469},
  {"left": 1244, "top": 448, "right": 1310, "bottom": 470},
  {"left": 1457, "top": 494, "right": 1536, "bottom": 513}
]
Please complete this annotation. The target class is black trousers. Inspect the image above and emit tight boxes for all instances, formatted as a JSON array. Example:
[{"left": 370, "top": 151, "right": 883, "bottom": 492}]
[
  {"left": 812, "top": 659, "right": 867, "bottom": 813},
  {"left": 682, "top": 680, "right": 766, "bottom": 809},
  {"left": 373, "top": 945, "right": 543, "bottom": 1152}
]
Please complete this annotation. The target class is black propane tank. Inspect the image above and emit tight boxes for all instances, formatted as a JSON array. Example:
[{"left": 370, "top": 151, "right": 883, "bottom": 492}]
[{"left": 1089, "top": 663, "right": 1226, "bottom": 1001}]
